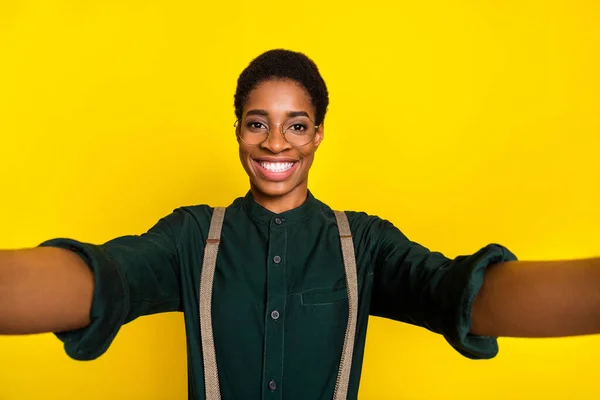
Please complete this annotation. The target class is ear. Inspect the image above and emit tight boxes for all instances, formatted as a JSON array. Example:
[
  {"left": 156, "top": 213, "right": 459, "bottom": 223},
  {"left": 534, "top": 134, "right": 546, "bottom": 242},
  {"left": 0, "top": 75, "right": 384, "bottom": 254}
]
[{"left": 313, "top": 123, "right": 325, "bottom": 149}]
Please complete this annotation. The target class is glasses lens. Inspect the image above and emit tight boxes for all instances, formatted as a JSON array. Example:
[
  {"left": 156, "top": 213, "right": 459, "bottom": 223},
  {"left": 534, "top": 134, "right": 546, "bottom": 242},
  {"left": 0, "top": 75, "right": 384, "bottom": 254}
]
[
  {"left": 283, "top": 118, "right": 316, "bottom": 146},
  {"left": 239, "top": 119, "right": 269, "bottom": 145}
]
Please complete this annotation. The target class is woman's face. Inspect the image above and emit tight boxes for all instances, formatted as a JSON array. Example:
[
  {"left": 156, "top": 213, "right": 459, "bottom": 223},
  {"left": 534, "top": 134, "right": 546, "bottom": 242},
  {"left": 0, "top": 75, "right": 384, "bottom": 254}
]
[{"left": 237, "top": 79, "right": 324, "bottom": 201}]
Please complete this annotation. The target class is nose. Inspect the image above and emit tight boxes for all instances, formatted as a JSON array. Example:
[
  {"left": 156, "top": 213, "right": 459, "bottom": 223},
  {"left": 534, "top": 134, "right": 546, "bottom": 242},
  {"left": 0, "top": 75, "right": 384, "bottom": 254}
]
[{"left": 260, "top": 123, "right": 292, "bottom": 153}]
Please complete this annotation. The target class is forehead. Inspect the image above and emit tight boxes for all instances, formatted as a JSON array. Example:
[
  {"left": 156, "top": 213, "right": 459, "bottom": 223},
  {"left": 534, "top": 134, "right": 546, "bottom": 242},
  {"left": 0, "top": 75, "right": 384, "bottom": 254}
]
[{"left": 244, "top": 79, "right": 314, "bottom": 117}]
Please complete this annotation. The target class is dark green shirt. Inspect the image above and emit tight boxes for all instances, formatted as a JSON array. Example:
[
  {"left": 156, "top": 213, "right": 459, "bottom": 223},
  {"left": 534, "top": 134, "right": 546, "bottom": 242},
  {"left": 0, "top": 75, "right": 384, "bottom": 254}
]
[{"left": 41, "top": 191, "right": 516, "bottom": 399}]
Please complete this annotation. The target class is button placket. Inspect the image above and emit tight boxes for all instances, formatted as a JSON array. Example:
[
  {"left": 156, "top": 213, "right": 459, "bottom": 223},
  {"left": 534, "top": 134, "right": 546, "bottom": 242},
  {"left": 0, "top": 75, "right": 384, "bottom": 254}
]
[{"left": 262, "top": 219, "right": 287, "bottom": 399}]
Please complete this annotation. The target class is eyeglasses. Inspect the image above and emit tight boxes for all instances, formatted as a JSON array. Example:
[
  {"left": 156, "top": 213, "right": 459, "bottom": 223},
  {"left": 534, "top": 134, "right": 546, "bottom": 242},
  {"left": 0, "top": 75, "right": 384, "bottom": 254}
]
[{"left": 235, "top": 115, "right": 320, "bottom": 147}]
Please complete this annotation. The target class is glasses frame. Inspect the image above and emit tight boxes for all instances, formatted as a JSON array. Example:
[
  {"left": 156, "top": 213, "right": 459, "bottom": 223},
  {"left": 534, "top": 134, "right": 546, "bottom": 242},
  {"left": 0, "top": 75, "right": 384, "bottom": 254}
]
[{"left": 234, "top": 116, "right": 320, "bottom": 147}]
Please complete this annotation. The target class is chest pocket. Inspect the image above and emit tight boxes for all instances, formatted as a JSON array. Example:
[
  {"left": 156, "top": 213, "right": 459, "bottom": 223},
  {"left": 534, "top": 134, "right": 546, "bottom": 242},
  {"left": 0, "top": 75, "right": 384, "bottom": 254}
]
[{"left": 301, "top": 287, "right": 349, "bottom": 306}]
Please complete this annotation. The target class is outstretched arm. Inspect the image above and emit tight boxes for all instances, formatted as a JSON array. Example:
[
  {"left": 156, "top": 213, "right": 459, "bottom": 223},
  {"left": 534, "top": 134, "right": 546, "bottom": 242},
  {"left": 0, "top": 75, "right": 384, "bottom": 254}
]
[
  {"left": 0, "top": 209, "right": 185, "bottom": 361},
  {"left": 0, "top": 247, "right": 94, "bottom": 334},
  {"left": 471, "top": 257, "right": 600, "bottom": 337}
]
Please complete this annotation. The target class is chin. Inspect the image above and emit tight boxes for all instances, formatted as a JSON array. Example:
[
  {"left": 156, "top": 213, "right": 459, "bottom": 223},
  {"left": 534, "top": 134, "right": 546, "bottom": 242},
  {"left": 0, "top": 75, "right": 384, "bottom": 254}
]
[{"left": 252, "top": 179, "right": 297, "bottom": 198}]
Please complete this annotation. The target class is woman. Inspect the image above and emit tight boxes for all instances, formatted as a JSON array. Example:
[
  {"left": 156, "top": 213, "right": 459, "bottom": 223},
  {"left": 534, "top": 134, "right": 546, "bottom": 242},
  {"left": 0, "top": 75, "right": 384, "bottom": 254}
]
[{"left": 1, "top": 49, "right": 599, "bottom": 400}]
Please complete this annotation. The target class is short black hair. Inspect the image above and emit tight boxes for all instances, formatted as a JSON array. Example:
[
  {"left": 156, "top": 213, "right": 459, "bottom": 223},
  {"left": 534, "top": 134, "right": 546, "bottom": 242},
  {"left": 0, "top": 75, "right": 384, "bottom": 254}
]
[{"left": 234, "top": 49, "right": 329, "bottom": 125}]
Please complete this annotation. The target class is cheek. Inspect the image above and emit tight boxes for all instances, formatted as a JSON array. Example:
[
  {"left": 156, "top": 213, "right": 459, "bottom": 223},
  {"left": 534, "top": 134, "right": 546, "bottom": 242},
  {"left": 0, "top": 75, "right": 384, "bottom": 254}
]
[
  {"left": 238, "top": 144, "right": 251, "bottom": 161},
  {"left": 298, "top": 150, "right": 316, "bottom": 171},
  {"left": 238, "top": 147, "right": 254, "bottom": 173}
]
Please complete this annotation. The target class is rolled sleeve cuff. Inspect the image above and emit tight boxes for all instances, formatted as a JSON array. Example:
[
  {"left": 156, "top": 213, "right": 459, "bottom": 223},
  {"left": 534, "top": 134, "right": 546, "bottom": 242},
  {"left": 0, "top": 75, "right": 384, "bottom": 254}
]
[
  {"left": 39, "top": 238, "right": 129, "bottom": 361},
  {"left": 445, "top": 243, "right": 517, "bottom": 359}
]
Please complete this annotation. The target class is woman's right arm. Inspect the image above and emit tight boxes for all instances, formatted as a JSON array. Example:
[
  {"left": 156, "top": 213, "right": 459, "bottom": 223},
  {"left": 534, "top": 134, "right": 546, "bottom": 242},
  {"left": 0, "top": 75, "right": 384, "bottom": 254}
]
[
  {"left": 0, "top": 208, "right": 190, "bottom": 360},
  {"left": 0, "top": 247, "right": 94, "bottom": 335}
]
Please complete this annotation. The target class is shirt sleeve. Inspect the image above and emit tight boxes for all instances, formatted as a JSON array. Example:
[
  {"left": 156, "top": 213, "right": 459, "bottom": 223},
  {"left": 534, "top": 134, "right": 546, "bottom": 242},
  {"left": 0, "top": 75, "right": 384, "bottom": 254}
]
[
  {"left": 370, "top": 219, "right": 517, "bottom": 359},
  {"left": 38, "top": 210, "right": 184, "bottom": 361}
]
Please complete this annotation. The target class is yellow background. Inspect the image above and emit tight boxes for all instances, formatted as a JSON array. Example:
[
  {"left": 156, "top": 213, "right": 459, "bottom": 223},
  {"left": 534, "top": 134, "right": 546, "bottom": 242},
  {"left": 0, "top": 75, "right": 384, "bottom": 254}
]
[{"left": 1, "top": 0, "right": 599, "bottom": 399}]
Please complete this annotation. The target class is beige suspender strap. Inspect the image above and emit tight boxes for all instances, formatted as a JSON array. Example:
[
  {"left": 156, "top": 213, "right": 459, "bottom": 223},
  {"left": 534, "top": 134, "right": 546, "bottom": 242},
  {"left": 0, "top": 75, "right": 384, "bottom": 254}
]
[
  {"left": 332, "top": 211, "right": 359, "bottom": 400},
  {"left": 198, "top": 208, "right": 358, "bottom": 400},
  {"left": 199, "top": 207, "right": 226, "bottom": 400}
]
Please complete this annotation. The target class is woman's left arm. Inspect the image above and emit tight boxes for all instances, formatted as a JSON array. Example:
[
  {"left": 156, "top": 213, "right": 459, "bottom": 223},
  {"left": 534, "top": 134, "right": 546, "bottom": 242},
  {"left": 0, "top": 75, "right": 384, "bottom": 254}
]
[{"left": 471, "top": 257, "right": 600, "bottom": 337}]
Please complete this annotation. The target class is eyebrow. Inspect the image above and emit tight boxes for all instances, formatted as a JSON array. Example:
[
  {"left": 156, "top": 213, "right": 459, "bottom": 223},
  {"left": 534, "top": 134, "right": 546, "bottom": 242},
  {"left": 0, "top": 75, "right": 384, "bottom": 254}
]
[
  {"left": 286, "top": 111, "right": 310, "bottom": 118},
  {"left": 245, "top": 109, "right": 311, "bottom": 119},
  {"left": 245, "top": 109, "right": 269, "bottom": 117}
]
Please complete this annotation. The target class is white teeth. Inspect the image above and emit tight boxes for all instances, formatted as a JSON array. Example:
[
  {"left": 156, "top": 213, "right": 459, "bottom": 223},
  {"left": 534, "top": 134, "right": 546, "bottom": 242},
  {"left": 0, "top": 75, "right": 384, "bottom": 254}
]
[{"left": 259, "top": 161, "right": 295, "bottom": 172}]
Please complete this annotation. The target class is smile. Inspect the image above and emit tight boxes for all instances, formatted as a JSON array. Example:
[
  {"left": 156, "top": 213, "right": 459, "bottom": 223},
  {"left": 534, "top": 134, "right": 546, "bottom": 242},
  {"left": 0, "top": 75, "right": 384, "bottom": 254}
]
[
  {"left": 252, "top": 159, "right": 300, "bottom": 181},
  {"left": 258, "top": 161, "right": 296, "bottom": 172}
]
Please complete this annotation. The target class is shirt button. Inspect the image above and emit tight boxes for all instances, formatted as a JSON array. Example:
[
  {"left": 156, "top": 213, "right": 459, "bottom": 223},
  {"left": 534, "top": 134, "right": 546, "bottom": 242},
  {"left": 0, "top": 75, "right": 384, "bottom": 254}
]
[
  {"left": 271, "top": 310, "right": 280, "bottom": 320},
  {"left": 273, "top": 255, "right": 281, "bottom": 264},
  {"left": 269, "top": 380, "right": 277, "bottom": 391},
  {"left": 274, "top": 217, "right": 283, "bottom": 225}
]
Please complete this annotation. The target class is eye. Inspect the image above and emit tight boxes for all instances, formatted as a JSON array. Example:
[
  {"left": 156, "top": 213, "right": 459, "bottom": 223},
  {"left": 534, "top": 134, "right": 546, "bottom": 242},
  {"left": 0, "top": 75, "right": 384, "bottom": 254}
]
[
  {"left": 288, "top": 123, "right": 307, "bottom": 132},
  {"left": 246, "top": 121, "right": 268, "bottom": 131}
]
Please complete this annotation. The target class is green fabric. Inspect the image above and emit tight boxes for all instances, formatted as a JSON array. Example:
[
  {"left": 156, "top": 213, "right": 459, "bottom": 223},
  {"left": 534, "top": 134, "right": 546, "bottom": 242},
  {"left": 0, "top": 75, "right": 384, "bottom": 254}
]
[{"left": 40, "top": 191, "right": 517, "bottom": 399}]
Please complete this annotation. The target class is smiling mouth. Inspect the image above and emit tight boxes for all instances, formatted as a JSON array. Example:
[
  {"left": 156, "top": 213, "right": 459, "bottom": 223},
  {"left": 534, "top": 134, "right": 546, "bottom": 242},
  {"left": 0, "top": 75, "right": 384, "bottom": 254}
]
[{"left": 257, "top": 161, "right": 297, "bottom": 173}]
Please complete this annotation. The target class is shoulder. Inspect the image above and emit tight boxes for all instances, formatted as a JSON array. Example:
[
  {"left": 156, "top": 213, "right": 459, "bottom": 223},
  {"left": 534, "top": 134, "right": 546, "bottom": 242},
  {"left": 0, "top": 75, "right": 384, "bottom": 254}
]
[
  {"left": 343, "top": 211, "right": 407, "bottom": 243},
  {"left": 159, "top": 196, "right": 245, "bottom": 240},
  {"left": 313, "top": 198, "right": 407, "bottom": 245}
]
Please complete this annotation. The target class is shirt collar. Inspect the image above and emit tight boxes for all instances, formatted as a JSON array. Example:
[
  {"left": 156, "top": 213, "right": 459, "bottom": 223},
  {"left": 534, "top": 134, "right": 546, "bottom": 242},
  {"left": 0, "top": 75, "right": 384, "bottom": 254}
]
[{"left": 243, "top": 190, "right": 317, "bottom": 225}]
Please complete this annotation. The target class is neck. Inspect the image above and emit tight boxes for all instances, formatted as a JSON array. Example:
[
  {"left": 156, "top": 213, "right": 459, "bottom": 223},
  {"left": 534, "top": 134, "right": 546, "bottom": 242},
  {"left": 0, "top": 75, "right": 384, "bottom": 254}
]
[{"left": 250, "top": 184, "right": 308, "bottom": 214}]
